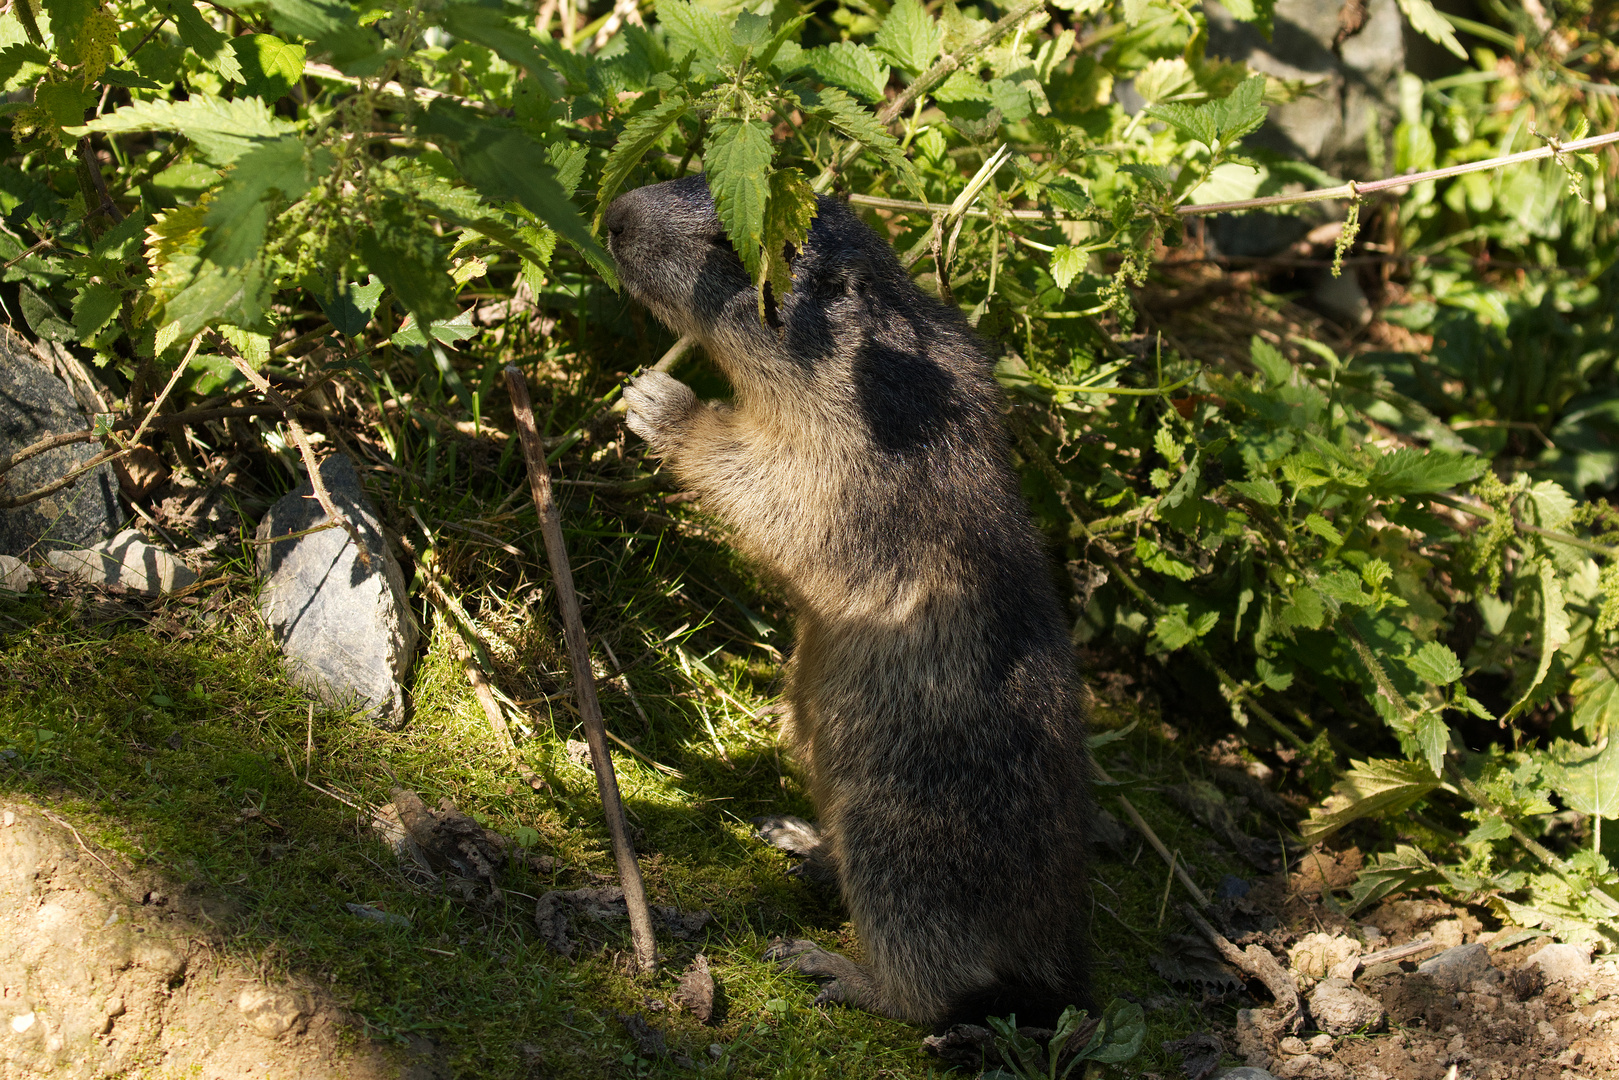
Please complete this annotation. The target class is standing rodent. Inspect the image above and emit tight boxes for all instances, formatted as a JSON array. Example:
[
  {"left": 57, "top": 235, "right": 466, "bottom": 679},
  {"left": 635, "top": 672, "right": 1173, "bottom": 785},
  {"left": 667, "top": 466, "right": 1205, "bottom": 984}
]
[{"left": 605, "top": 175, "right": 1095, "bottom": 1029}]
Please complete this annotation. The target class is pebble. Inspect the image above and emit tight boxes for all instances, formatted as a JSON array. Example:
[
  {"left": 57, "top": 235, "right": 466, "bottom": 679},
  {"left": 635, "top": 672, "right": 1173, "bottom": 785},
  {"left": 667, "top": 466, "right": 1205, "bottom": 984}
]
[
  {"left": 0, "top": 554, "right": 35, "bottom": 592},
  {"left": 1308, "top": 978, "right": 1387, "bottom": 1035},
  {"left": 1525, "top": 943, "right": 1592, "bottom": 985},
  {"left": 1416, "top": 943, "right": 1493, "bottom": 989},
  {"left": 46, "top": 528, "right": 197, "bottom": 596}
]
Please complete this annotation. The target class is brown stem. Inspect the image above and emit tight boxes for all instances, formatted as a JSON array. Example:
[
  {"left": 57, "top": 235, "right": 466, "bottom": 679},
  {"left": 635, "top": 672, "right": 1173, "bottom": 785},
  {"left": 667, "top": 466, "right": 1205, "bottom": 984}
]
[
  {"left": 1180, "top": 901, "right": 1303, "bottom": 1033},
  {"left": 464, "top": 658, "right": 549, "bottom": 793},
  {"left": 504, "top": 364, "right": 659, "bottom": 974}
]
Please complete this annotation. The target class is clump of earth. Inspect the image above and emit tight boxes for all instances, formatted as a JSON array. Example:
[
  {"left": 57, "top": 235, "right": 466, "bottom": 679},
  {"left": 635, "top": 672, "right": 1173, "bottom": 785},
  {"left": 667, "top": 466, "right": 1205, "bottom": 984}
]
[{"left": 0, "top": 800, "right": 443, "bottom": 1080}]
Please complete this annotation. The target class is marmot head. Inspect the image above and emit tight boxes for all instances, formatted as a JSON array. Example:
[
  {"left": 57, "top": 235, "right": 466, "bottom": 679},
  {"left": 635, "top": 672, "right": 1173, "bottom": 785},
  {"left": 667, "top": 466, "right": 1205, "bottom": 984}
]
[{"left": 605, "top": 174, "right": 935, "bottom": 396}]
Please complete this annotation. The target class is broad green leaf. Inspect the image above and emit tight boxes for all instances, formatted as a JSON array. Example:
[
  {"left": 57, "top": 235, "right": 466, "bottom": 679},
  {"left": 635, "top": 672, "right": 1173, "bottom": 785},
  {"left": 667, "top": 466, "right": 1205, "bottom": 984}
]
[
  {"left": 161, "top": 257, "right": 273, "bottom": 338},
  {"left": 1303, "top": 513, "right": 1343, "bottom": 545},
  {"left": 1280, "top": 584, "right": 1326, "bottom": 630},
  {"left": 71, "top": 281, "right": 121, "bottom": 339},
  {"left": 761, "top": 167, "right": 817, "bottom": 302},
  {"left": 704, "top": 117, "right": 774, "bottom": 283},
  {"left": 792, "top": 83, "right": 923, "bottom": 198},
  {"left": 31, "top": 81, "right": 97, "bottom": 132},
  {"left": 1134, "top": 536, "right": 1196, "bottom": 581},
  {"left": 43, "top": 0, "right": 114, "bottom": 77},
  {"left": 730, "top": 8, "right": 770, "bottom": 49},
  {"left": 1414, "top": 712, "right": 1450, "bottom": 775},
  {"left": 174, "top": 1, "right": 244, "bottom": 83},
  {"left": 251, "top": 0, "right": 380, "bottom": 71},
  {"left": 1133, "top": 57, "right": 1195, "bottom": 106},
  {"left": 202, "top": 137, "right": 324, "bottom": 267},
  {"left": 1146, "top": 76, "right": 1267, "bottom": 150},
  {"left": 1522, "top": 479, "right": 1577, "bottom": 532},
  {"left": 595, "top": 93, "right": 690, "bottom": 231},
  {"left": 1122, "top": 0, "right": 1151, "bottom": 25},
  {"left": 1219, "top": 0, "right": 1275, "bottom": 32},
  {"left": 1152, "top": 605, "right": 1218, "bottom": 651},
  {"left": 392, "top": 309, "right": 477, "bottom": 348},
  {"left": 1570, "top": 658, "right": 1619, "bottom": 739},
  {"left": 219, "top": 325, "right": 270, "bottom": 368},
  {"left": 1077, "top": 998, "right": 1146, "bottom": 1064},
  {"left": 358, "top": 196, "right": 458, "bottom": 327},
  {"left": 1301, "top": 758, "right": 1440, "bottom": 843},
  {"left": 1407, "top": 641, "right": 1462, "bottom": 685},
  {"left": 1395, "top": 0, "right": 1467, "bottom": 59},
  {"left": 1050, "top": 245, "right": 1087, "bottom": 290},
  {"left": 1345, "top": 844, "right": 1447, "bottom": 913},
  {"left": 75, "top": 96, "right": 296, "bottom": 164},
  {"left": 803, "top": 41, "right": 890, "bottom": 102},
  {"left": 1227, "top": 477, "right": 1281, "bottom": 505},
  {"left": 1543, "top": 741, "right": 1619, "bottom": 819},
  {"left": 1506, "top": 560, "right": 1571, "bottom": 720},
  {"left": 657, "top": 0, "right": 737, "bottom": 74},
  {"left": 313, "top": 274, "right": 384, "bottom": 337},
  {"left": 439, "top": 2, "right": 557, "bottom": 90},
  {"left": 873, "top": 0, "right": 941, "bottom": 77},
  {"left": 229, "top": 33, "right": 306, "bottom": 101},
  {"left": 418, "top": 100, "right": 614, "bottom": 286},
  {"left": 1366, "top": 446, "right": 1485, "bottom": 496},
  {"left": 1250, "top": 338, "right": 1290, "bottom": 389}
]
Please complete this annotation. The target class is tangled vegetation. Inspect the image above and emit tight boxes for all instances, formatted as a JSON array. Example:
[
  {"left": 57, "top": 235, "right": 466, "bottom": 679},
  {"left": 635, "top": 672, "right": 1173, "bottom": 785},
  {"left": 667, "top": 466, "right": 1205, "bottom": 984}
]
[{"left": 2, "top": 0, "right": 1619, "bottom": 1072}]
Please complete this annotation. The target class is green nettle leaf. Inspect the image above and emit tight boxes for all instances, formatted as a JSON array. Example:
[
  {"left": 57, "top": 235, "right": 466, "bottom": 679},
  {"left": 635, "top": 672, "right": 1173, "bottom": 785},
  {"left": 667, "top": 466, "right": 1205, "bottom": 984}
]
[
  {"left": 1227, "top": 477, "right": 1281, "bottom": 505},
  {"left": 43, "top": 0, "right": 114, "bottom": 77},
  {"left": 419, "top": 100, "right": 614, "bottom": 286},
  {"left": 730, "top": 9, "right": 770, "bottom": 49},
  {"left": 71, "top": 282, "right": 122, "bottom": 339},
  {"left": 873, "top": 0, "right": 941, "bottom": 77},
  {"left": 760, "top": 168, "right": 818, "bottom": 304},
  {"left": 1122, "top": 0, "right": 1151, "bottom": 25},
  {"left": 173, "top": 1, "right": 245, "bottom": 83},
  {"left": 358, "top": 197, "right": 459, "bottom": 327},
  {"left": 1249, "top": 336, "right": 1290, "bottom": 388},
  {"left": 439, "top": 2, "right": 557, "bottom": 89},
  {"left": 162, "top": 258, "right": 273, "bottom": 338},
  {"left": 1394, "top": 0, "right": 1468, "bottom": 59},
  {"left": 1135, "top": 536, "right": 1196, "bottom": 581},
  {"left": 1569, "top": 658, "right": 1619, "bottom": 739},
  {"left": 1218, "top": 0, "right": 1275, "bottom": 33},
  {"left": 253, "top": 0, "right": 380, "bottom": 72},
  {"left": 1146, "top": 76, "right": 1267, "bottom": 150},
  {"left": 1366, "top": 446, "right": 1486, "bottom": 496},
  {"left": 1152, "top": 605, "right": 1218, "bottom": 651},
  {"left": 1407, "top": 641, "right": 1463, "bottom": 685},
  {"left": 228, "top": 34, "right": 306, "bottom": 101},
  {"left": 313, "top": 274, "right": 384, "bottom": 337},
  {"left": 703, "top": 116, "right": 774, "bottom": 282},
  {"left": 1414, "top": 712, "right": 1450, "bottom": 775},
  {"left": 1506, "top": 560, "right": 1572, "bottom": 720},
  {"left": 1543, "top": 742, "right": 1619, "bottom": 819},
  {"left": 1301, "top": 758, "right": 1441, "bottom": 843},
  {"left": 1050, "top": 245, "right": 1087, "bottom": 291},
  {"left": 1077, "top": 999, "right": 1147, "bottom": 1064},
  {"left": 1303, "top": 513, "right": 1343, "bottom": 545},
  {"left": 1345, "top": 844, "right": 1448, "bottom": 913},
  {"left": 595, "top": 93, "right": 690, "bottom": 231},
  {"left": 31, "top": 80, "right": 98, "bottom": 132},
  {"left": 657, "top": 0, "right": 738, "bottom": 74},
  {"left": 202, "top": 137, "right": 323, "bottom": 267},
  {"left": 75, "top": 96, "right": 297, "bottom": 165},
  {"left": 803, "top": 41, "right": 891, "bottom": 103}
]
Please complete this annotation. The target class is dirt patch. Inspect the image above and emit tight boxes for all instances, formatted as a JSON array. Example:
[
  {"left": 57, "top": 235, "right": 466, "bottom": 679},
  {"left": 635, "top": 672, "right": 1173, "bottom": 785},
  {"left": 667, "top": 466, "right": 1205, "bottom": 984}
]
[
  {"left": 0, "top": 800, "right": 444, "bottom": 1080},
  {"left": 1218, "top": 887, "right": 1619, "bottom": 1080}
]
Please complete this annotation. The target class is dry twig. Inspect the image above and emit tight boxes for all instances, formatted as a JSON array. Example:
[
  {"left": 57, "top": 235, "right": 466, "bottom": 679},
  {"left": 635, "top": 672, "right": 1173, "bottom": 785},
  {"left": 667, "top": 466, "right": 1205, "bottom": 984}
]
[{"left": 1180, "top": 901, "right": 1303, "bottom": 1033}]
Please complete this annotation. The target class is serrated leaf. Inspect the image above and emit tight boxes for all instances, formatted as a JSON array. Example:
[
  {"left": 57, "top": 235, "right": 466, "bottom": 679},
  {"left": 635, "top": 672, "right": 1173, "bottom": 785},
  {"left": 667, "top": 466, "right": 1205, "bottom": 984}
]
[
  {"left": 1219, "top": 0, "right": 1275, "bottom": 32},
  {"left": 254, "top": 0, "right": 380, "bottom": 72},
  {"left": 418, "top": 99, "right": 614, "bottom": 287},
  {"left": 1050, "top": 244, "right": 1087, "bottom": 290},
  {"left": 792, "top": 83, "right": 924, "bottom": 198},
  {"left": 1395, "top": 0, "right": 1467, "bottom": 59},
  {"left": 1146, "top": 75, "right": 1267, "bottom": 150},
  {"left": 229, "top": 33, "right": 306, "bottom": 101},
  {"left": 43, "top": 0, "right": 115, "bottom": 78},
  {"left": 76, "top": 96, "right": 296, "bottom": 164},
  {"left": 439, "top": 2, "right": 556, "bottom": 89},
  {"left": 657, "top": 0, "right": 737, "bottom": 75},
  {"left": 174, "top": 1, "right": 244, "bottom": 83},
  {"left": 219, "top": 325, "right": 270, "bottom": 368},
  {"left": 1345, "top": 844, "right": 1447, "bottom": 913},
  {"left": 1301, "top": 758, "right": 1440, "bottom": 843},
  {"left": 161, "top": 257, "right": 273, "bottom": 338},
  {"left": 1570, "top": 658, "right": 1619, "bottom": 739},
  {"left": 1366, "top": 446, "right": 1485, "bottom": 496},
  {"left": 760, "top": 167, "right": 817, "bottom": 304},
  {"left": 1303, "top": 513, "right": 1343, "bottom": 545},
  {"left": 1248, "top": 336, "right": 1289, "bottom": 386},
  {"left": 1135, "top": 536, "right": 1196, "bottom": 581},
  {"left": 1152, "top": 605, "right": 1218, "bottom": 651},
  {"left": 1407, "top": 641, "right": 1462, "bottom": 685},
  {"left": 1228, "top": 477, "right": 1281, "bottom": 505},
  {"left": 704, "top": 117, "right": 773, "bottom": 282},
  {"left": 72, "top": 282, "right": 122, "bottom": 339},
  {"left": 873, "top": 0, "right": 941, "bottom": 77},
  {"left": 313, "top": 275, "right": 383, "bottom": 337},
  {"left": 803, "top": 41, "right": 890, "bottom": 102},
  {"left": 1543, "top": 741, "right": 1619, "bottom": 819},
  {"left": 595, "top": 93, "right": 689, "bottom": 231},
  {"left": 202, "top": 137, "right": 323, "bottom": 267},
  {"left": 392, "top": 309, "right": 476, "bottom": 348},
  {"left": 730, "top": 9, "right": 770, "bottom": 49},
  {"left": 1414, "top": 712, "right": 1450, "bottom": 775},
  {"left": 358, "top": 196, "right": 458, "bottom": 327},
  {"left": 30, "top": 81, "right": 98, "bottom": 133}
]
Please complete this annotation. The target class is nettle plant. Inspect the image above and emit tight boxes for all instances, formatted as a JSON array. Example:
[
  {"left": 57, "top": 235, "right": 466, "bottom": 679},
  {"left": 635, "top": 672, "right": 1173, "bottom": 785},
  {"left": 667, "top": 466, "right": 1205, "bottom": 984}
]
[{"left": 3, "top": 0, "right": 1617, "bottom": 941}]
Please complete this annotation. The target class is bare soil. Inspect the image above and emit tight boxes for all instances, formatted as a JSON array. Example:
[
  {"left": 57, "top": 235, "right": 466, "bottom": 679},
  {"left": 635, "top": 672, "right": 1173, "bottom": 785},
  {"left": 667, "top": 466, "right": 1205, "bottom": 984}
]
[{"left": 0, "top": 799, "right": 444, "bottom": 1080}]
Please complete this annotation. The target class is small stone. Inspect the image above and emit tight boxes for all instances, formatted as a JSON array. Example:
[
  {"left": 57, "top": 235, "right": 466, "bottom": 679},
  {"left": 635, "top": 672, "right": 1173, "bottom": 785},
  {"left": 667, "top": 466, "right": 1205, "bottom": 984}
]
[
  {"left": 708, "top": 1043, "right": 724, "bottom": 1060},
  {"left": 1213, "top": 1070, "right": 1280, "bottom": 1080},
  {"left": 47, "top": 528, "right": 198, "bottom": 596},
  {"left": 0, "top": 554, "right": 35, "bottom": 591},
  {"left": 1525, "top": 943, "right": 1592, "bottom": 985},
  {"left": 237, "top": 986, "right": 305, "bottom": 1039},
  {"left": 1278, "top": 1036, "right": 1309, "bottom": 1055},
  {"left": 2, "top": 809, "right": 14, "bottom": 827},
  {"left": 1416, "top": 943, "right": 1493, "bottom": 989},
  {"left": 1307, "top": 1034, "right": 1332, "bottom": 1054},
  {"left": 10, "top": 1011, "right": 35, "bottom": 1033},
  {"left": 1308, "top": 978, "right": 1386, "bottom": 1035},
  {"left": 1288, "top": 933, "right": 1360, "bottom": 980}
]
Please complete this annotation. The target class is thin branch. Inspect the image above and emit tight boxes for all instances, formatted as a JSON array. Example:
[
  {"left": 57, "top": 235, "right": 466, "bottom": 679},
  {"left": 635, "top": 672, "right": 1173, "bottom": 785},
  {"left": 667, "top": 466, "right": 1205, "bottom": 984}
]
[
  {"left": 506, "top": 364, "right": 659, "bottom": 974},
  {"left": 1093, "top": 761, "right": 1210, "bottom": 909},
  {"left": 217, "top": 336, "right": 370, "bottom": 568},
  {"left": 1180, "top": 901, "right": 1303, "bottom": 1033}
]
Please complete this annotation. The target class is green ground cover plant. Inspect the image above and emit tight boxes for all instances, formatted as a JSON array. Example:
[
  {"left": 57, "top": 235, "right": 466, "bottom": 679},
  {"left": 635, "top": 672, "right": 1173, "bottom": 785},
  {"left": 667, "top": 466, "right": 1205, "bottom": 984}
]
[{"left": 1, "top": 0, "right": 1618, "bottom": 1073}]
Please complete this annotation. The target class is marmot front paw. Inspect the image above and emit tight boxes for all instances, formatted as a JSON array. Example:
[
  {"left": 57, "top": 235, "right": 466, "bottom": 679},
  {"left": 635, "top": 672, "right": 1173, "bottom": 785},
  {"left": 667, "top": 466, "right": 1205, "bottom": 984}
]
[{"left": 623, "top": 369, "right": 698, "bottom": 454}]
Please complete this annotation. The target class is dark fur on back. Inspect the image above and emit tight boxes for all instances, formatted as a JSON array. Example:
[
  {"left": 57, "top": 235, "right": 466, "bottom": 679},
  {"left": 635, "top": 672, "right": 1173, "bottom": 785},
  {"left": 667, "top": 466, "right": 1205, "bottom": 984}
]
[{"left": 605, "top": 175, "right": 1095, "bottom": 1028}]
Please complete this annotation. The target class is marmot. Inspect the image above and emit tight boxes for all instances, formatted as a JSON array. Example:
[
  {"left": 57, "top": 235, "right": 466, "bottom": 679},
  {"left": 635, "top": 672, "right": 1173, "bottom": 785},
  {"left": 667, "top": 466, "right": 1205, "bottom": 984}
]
[{"left": 605, "top": 175, "right": 1095, "bottom": 1029}]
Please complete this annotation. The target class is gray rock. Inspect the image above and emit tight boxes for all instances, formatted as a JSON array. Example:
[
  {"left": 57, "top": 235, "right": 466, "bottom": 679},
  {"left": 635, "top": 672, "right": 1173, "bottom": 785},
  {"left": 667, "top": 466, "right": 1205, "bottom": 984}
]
[
  {"left": 256, "top": 454, "right": 416, "bottom": 727},
  {"left": 1525, "top": 942, "right": 1592, "bottom": 984},
  {"left": 0, "top": 346, "right": 122, "bottom": 556},
  {"left": 1204, "top": 0, "right": 1406, "bottom": 175},
  {"left": 1215, "top": 1069, "right": 1281, "bottom": 1080},
  {"left": 1416, "top": 943, "right": 1493, "bottom": 989},
  {"left": 0, "top": 553, "right": 34, "bottom": 592},
  {"left": 46, "top": 528, "right": 198, "bottom": 595},
  {"left": 1307, "top": 978, "right": 1386, "bottom": 1035}
]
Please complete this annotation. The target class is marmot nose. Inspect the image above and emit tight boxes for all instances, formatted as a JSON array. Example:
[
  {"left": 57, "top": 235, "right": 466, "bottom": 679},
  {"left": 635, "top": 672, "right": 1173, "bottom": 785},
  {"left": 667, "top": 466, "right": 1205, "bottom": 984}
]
[{"left": 604, "top": 197, "right": 633, "bottom": 240}]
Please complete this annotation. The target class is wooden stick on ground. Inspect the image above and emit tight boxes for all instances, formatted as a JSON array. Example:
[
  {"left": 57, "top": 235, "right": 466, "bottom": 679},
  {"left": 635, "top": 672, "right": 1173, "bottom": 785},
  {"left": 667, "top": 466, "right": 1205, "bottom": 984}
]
[
  {"left": 1180, "top": 901, "right": 1303, "bottom": 1034},
  {"left": 464, "top": 658, "right": 549, "bottom": 793},
  {"left": 504, "top": 364, "right": 658, "bottom": 974}
]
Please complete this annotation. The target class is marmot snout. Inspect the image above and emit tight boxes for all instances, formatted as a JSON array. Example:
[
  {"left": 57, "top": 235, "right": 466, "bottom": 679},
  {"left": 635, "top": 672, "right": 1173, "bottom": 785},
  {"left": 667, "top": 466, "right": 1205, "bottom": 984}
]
[{"left": 607, "top": 174, "right": 1096, "bottom": 1029}]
